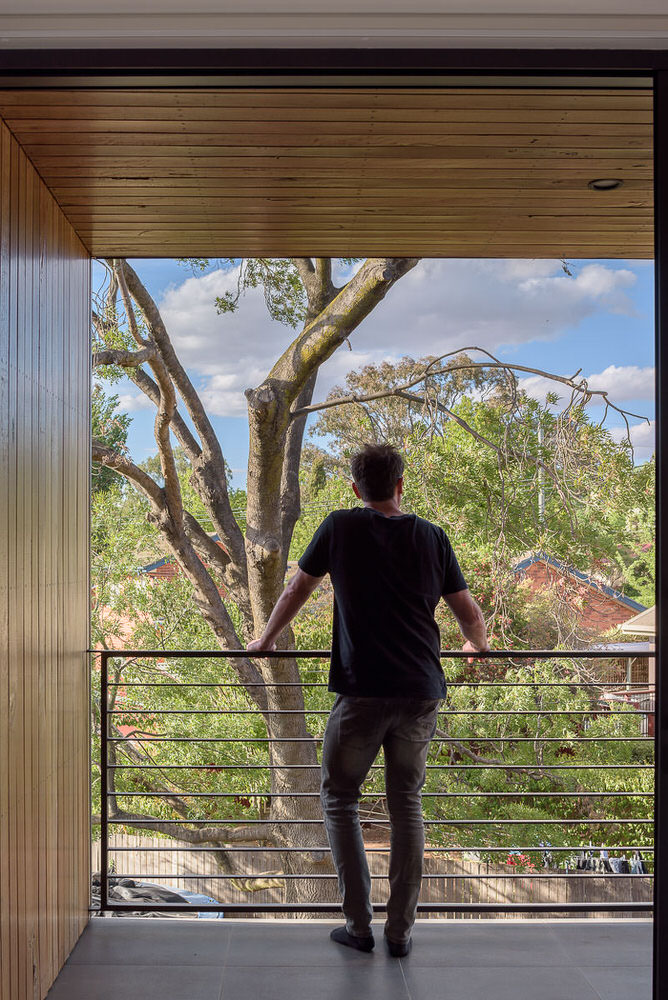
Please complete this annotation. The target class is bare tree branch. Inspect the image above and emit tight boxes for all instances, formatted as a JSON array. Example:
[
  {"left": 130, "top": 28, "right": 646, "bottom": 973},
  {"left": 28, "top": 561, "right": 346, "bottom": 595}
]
[
  {"left": 116, "top": 261, "right": 184, "bottom": 526},
  {"left": 279, "top": 370, "right": 318, "bottom": 560},
  {"left": 130, "top": 366, "right": 202, "bottom": 460},
  {"left": 92, "top": 441, "right": 165, "bottom": 508},
  {"left": 99, "top": 807, "right": 280, "bottom": 846},
  {"left": 293, "top": 258, "right": 337, "bottom": 319},
  {"left": 245, "top": 257, "right": 419, "bottom": 630},
  {"left": 92, "top": 440, "right": 265, "bottom": 709},
  {"left": 291, "top": 347, "right": 649, "bottom": 427},
  {"left": 114, "top": 258, "right": 247, "bottom": 576},
  {"left": 293, "top": 257, "right": 315, "bottom": 289},
  {"left": 183, "top": 511, "right": 232, "bottom": 574},
  {"left": 94, "top": 256, "right": 421, "bottom": 874},
  {"left": 268, "top": 257, "right": 419, "bottom": 399},
  {"left": 93, "top": 346, "right": 154, "bottom": 369},
  {"left": 396, "top": 390, "right": 504, "bottom": 456}
]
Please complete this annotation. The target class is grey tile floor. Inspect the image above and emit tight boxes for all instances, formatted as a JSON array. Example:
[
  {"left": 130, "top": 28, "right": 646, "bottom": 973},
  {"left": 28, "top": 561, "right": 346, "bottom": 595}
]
[{"left": 46, "top": 917, "right": 652, "bottom": 1000}]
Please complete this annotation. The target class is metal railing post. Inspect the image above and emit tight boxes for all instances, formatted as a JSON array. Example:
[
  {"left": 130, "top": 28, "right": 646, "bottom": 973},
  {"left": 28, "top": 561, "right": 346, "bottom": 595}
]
[
  {"left": 100, "top": 650, "right": 109, "bottom": 912},
  {"left": 654, "top": 66, "right": 668, "bottom": 1000}
]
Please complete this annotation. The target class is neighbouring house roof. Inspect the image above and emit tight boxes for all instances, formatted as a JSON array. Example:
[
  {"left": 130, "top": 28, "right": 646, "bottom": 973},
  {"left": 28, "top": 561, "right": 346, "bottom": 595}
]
[
  {"left": 587, "top": 641, "right": 652, "bottom": 654},
  {"left": 140, "top": 554, "right": 174, "bottom": 574},
  {"left": 513, "top": 552, "right": 646, "bottom": 613},
  {"left": 620, "top": 605, "right": 656, "bottom": 636},
  {"left": 142, "top": 546, "right": 296, "bottom": 580},
  {"left": 140, "top": 535, "right": 223, "bottom": 575}
]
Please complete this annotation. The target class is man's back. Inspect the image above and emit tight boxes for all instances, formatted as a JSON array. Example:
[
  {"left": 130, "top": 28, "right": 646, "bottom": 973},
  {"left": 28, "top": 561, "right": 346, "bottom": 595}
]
[{"left": 298, "top": 506, "right": 467, "bottom": 698}]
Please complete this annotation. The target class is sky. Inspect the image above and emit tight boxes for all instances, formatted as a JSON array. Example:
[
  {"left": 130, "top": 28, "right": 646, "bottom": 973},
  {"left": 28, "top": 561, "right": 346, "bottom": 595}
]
[{"left": 93, "top": 257, "right": 655, "bottom": 488}]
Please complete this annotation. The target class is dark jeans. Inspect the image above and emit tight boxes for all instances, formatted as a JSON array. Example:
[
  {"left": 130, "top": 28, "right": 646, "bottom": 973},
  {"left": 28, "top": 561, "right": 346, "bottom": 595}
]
[{"left": 320, "top": 694, "right": 440, "bottom": 943}]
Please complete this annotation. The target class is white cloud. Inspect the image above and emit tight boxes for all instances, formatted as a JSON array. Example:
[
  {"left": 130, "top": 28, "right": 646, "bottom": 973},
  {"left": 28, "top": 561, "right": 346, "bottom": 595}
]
[
  {"left": 160, "top": 266, "right": 298, "bottom": 417},
  {"left": 116, "top": 392, "right": 154, "bottom": 413},
  {"left": 519, "top": 364, "right": 655, "bottom": 407},
  {"left": 515, "top": 263, "right": 637, "bottom": 317},
  {"left": 610, "top": 419, "right": 655, "bottom": 458},
  {"left": 586, "top": 364, "right": 654, "bottom": 401},
  {"left": 151, "top": 258, "right": 639, "bottom": 418}
]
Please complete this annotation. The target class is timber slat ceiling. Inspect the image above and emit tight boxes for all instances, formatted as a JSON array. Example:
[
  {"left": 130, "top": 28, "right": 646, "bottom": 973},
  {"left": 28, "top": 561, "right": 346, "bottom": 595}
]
[{"left": 0, "top": 87, "right": 653, "bottom": 257}]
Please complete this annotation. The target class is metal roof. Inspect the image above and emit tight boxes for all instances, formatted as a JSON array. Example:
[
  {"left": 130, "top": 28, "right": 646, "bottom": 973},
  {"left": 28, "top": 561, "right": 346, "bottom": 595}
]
[{"left": 513, "top": 552, "right": 646, "bottom": 613}]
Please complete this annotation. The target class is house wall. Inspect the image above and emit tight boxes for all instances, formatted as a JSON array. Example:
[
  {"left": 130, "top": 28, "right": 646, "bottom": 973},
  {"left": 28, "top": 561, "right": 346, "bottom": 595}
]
[
  {"left": 0, "top": 119, "right": 90, "bottom": 1000},
  {"left": 518, "top": 561, "right": 640, "bottom": 632}
]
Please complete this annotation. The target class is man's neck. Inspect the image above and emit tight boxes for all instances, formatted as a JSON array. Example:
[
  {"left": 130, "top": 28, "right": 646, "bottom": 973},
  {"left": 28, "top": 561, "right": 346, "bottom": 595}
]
[{"left": 364, "top": 498, "right": 403, "bottom": 518}]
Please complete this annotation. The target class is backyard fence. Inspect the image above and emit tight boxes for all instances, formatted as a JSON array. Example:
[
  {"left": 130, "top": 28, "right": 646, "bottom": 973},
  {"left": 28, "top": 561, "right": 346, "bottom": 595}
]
[{"left": 93, "top": 833, "right": 652, "bottom": 919}]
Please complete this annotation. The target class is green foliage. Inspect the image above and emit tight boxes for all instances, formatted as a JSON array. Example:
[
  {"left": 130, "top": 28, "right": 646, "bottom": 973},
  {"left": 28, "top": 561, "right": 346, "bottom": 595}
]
[
  {"left": 293, "top": 637, "right": 654, "bottom": 861},
  {"left": 605, "top": 458, "right": 655, "bottom": 606},
  {"left": 91, "top": 483, "right": 256, "bottom": 836},
  {"left": 417, "top": 657, "right": 653, "bottom": 860},
  {"left": 91, "top": 298, "right": 143, "bottom": 385},
  {"left": 308, "top": 354, "right": 493, "bottom": 458},
  {"left": 91, "top": 384, "right": 132, "bottom": 496},
  {"left": 176, "top": 257, "right": 364, "bottom": 329},
  {"left": 401, "top": 397, "right": 644, "bottom": 574},
  {"left": 301, "top": 355, "right": 654, "bottom": 639},
  {"left": 178, "top": 257, "right": 308, "bottom": 328}
]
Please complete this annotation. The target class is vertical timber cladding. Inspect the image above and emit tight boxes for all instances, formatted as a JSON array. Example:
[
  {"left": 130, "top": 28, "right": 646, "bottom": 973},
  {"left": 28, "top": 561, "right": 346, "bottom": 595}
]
[{"left": 0, "top": 118, "right": 90, "bottom": 1000}]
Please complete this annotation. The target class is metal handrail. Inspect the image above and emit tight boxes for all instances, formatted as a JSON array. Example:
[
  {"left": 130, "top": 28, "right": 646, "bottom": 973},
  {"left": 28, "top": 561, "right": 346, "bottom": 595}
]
[
  {"left": 96, "top": 648, "right": 655, "bottom": 915},
  {"left": 91, "top": 648, "right": 657, "bottom": 657}
]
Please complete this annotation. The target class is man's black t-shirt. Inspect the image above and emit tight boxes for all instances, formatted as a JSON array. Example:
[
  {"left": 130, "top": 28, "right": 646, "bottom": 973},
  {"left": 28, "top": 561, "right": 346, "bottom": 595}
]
[{"left": 298, "top": 507, "right": 467, "bottom": 698}]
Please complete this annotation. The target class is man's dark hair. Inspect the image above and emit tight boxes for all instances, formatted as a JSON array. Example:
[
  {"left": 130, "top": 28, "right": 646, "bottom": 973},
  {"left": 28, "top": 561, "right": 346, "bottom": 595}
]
[{"left": 350, "top": 444, "right": 405, "bottom": 502}]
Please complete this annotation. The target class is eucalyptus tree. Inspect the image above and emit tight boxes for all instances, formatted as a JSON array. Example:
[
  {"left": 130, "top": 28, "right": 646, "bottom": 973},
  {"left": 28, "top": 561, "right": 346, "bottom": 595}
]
[{"left": 93, "top": 257, "right": 420, "bottom": 895}]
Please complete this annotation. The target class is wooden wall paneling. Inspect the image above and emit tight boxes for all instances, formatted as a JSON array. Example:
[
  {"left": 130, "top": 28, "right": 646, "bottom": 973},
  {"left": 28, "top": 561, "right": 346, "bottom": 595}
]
[
  {"left": 49, "top": 196, "right": 60, "bottom": 975},
  {"left": 7, "top": 123, "right": 25, "bottom": 1000},
  {"left": 56, "top": 205, "right": 67, "bottom": 969},
  {"left": 0, "top": 116, "right": 90, "bottom": 1000},
  {"left": 34, "top": 164, "right": 48, "bottom": 995},
  {"left": 63, "top": 218, "right": 74, "bottom": 951},
  {"left": 17, "top": 125, "right": 28, "bottom": 1000},
  {"left": 26, "top": 148, "right": 39, "bottom": 996},
  {"left": 36, "top": 163, "right": 50, "bottom": 999},
  {"left": 44, "top": 185, "right": 58, "bottom": 992},
  {"left": 78, "top": 248, "right": 88, "bottom": 944},
  {"left": 19, "top": 141, "right": 31, "bottom": 996},
  {"left": 32, "top": 158, "right": 44, "bottom": 993},
  {"left": 61, "top": 220, "right": 70, "bottom": 954}
]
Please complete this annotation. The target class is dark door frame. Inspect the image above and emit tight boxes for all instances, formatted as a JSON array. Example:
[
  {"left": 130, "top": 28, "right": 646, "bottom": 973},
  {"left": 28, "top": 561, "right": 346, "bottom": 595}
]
[
  {"left": 0, "top": 46, "right": 667, "bottom": 78},
  {"left": 653, "top": 67, "right": 667, "bottom": 1000},
  {"left": 0, "top": 44, "right": 665, "bottom": 1000}
]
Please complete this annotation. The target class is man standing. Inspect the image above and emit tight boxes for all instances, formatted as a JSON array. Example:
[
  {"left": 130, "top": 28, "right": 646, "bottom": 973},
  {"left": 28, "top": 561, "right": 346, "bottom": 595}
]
[{"left": 247, "top": 443, "right": 488, "bottom": 957}]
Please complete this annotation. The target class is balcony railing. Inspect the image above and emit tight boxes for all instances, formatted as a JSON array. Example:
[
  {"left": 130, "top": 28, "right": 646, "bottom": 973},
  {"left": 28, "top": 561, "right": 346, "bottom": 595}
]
[{"left": 93, "top": 649, "right": 655, "bottom": 916}]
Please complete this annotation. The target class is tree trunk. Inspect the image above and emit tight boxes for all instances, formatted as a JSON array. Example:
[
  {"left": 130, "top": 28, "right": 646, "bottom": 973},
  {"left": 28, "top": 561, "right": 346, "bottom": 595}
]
[{"left": 93, "top": 256, "right": 421, "bottom": 907}]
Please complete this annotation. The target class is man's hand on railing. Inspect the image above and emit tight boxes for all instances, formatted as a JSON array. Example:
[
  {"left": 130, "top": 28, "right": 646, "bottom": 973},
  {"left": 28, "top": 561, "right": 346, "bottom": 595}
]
[
  {"left": 462, "top": 640, "right": 490, "bottom": 665},
  {"left": 246, "top": 638, "right": 277, "bottom": 653}
]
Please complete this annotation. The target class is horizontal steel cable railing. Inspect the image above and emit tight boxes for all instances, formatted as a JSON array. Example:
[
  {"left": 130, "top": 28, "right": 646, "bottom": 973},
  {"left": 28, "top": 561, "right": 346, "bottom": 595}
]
[{"left": 93, "top": 648, "right": 655, "bottom": 915}]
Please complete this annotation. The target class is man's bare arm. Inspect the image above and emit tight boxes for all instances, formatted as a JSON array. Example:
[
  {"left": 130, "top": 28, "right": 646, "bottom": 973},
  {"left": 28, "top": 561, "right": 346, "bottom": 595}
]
[
  {"left": 247, "top": 568, "right": 324, "bottom": 652},
  {"left": 444, "top": 589, "right": 489, "bottom": 658}
]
